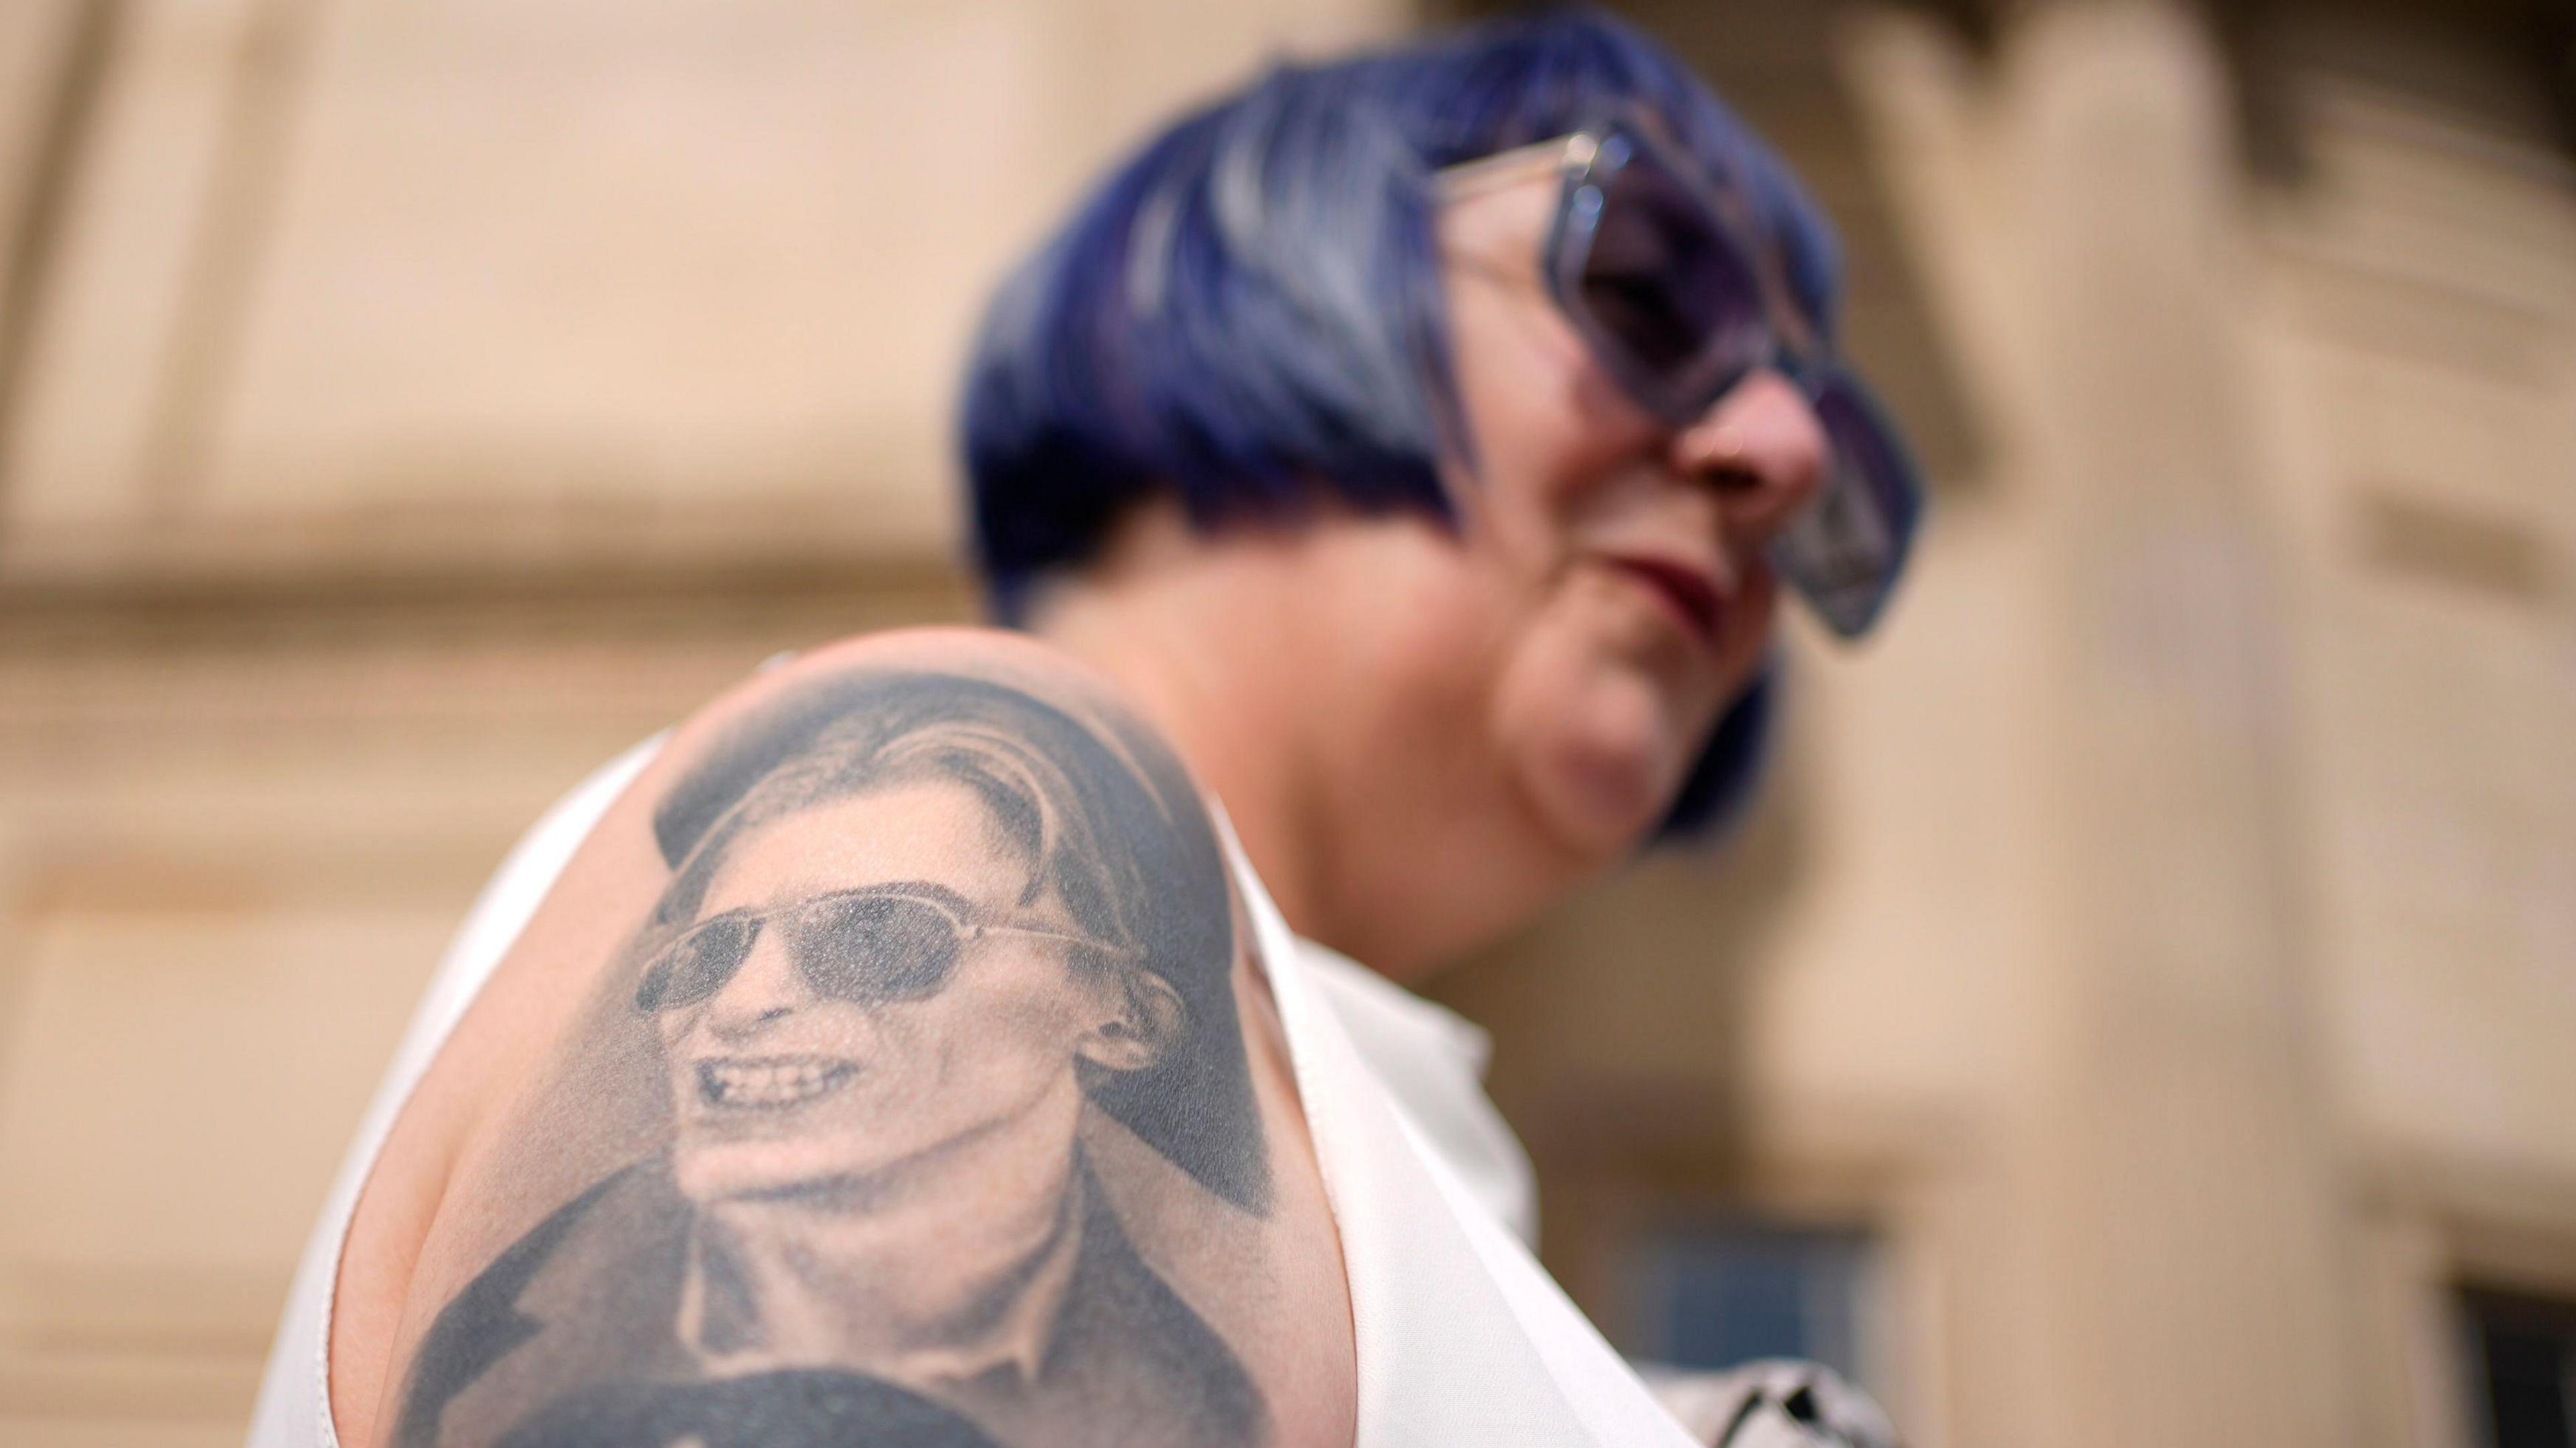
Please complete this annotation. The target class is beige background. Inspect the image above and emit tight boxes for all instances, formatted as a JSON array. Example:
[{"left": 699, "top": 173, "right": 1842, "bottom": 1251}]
[{"left": 2, "top": 2, "right": 2573, "bottom": 1446}]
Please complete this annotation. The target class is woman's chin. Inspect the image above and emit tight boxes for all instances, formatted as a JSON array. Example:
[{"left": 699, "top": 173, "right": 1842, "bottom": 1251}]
[{"left": 1509, "top": 679, "right": 1689, "bottom": 860}]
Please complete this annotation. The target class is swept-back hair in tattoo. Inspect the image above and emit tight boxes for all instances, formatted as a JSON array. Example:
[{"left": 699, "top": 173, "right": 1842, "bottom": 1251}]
[{"left": 643, "top": 670, "right": 1272, "bottom": 1215}]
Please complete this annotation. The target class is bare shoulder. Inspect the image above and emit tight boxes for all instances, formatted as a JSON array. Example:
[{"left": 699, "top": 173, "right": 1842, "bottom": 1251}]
[{"left": 332, "top": 627, "right": 1353, "bottom": 1448}]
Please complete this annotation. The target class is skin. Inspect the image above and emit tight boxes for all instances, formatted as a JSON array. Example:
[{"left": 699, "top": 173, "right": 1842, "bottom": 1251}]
[
  {"left": 1035, "top": 158, "right": 1829, "bottom": 977},
  {"left": 345, "top": 645, "right": 1341, "bottom": 1448}
]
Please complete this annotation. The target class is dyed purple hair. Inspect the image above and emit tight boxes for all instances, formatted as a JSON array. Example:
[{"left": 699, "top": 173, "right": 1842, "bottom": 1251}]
[{"left": 959, "top": 8, "right": 1832, "bottom": 836}]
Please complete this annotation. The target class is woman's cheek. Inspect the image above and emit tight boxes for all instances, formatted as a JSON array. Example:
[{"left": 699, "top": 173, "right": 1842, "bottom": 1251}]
[{"left": 1490, "top": 609, "right": 1691, "bottom": 857}]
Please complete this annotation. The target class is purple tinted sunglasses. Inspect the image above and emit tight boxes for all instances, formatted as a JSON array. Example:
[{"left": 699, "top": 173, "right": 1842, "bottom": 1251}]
[{"left": 1438, "top": 119, "right": 1923, "bottom": 638}]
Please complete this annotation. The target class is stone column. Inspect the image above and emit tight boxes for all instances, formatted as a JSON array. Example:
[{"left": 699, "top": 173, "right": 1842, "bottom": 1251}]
[{"left": 1995, "top": 3, "right": 2355, "bottom": 1445}]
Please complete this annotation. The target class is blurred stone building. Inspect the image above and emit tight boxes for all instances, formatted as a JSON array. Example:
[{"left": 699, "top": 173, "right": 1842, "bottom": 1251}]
[{"left": 1, "top": 1, "right": 2571, "bottom": 1446}]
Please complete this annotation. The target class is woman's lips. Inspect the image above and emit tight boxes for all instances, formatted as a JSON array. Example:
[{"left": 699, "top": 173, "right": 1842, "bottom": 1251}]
[
  {"left": 1601, "top": 554, "right": 1726, "bottom": 648},
  {"left": 696, "top": 1056, "right": 857, "bottom": 1110}
]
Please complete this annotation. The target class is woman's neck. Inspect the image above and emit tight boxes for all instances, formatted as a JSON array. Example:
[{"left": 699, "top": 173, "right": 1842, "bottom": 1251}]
[
  {"left": 1028, "top": 512, "right": 1348, "bottom": 962},
  {"left": 1027, "top": 504, "right": 1589, "bottom": 980}
]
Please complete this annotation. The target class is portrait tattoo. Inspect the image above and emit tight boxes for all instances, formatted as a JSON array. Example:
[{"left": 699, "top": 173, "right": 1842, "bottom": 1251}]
[{"left": 392, "top": 669, "right": 1279, "bottom": 1448}]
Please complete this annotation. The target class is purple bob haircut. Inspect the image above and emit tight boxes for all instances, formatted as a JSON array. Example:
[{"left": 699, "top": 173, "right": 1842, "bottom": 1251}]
[{"left": 957, "top": 7, "right": 1835, "bottom": 838}]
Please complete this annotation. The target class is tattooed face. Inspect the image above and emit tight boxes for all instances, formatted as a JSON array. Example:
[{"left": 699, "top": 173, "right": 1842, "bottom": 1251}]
[
  {"left": 654, "top": 778, "right": 1136, "bottom": 1205},
  {"left": 396, "top": 670, "right": 1287, "bottom": 1448}
]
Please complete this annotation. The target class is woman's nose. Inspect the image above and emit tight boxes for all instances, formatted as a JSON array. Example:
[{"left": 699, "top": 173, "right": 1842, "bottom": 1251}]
[
  {"left": 704, "top": 928, "right": 806, "bottom": 1037},
  {"left": 1668, "top": 370, "right": 1828, "bottom": 552}
]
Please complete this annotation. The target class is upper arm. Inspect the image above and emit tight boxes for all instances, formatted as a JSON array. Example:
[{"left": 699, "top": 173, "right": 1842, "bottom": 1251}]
[{"left": 337, "top": 630, "right": 1352, "bottom": 1448}]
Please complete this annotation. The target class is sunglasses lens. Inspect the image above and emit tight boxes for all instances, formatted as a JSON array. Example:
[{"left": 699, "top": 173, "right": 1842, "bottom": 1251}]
[
  {"left": 638, "top": 913, "right": 759, "bottom": 1012},
  {"left": 1771, "top": 370, "right": 1925, "bottom": 638},
  {"left": 1578, "top": 139, "right": 1767, "bottom": 390},
  {"left": 790, "top": 893, "right": 961, "bottom": 1003}
]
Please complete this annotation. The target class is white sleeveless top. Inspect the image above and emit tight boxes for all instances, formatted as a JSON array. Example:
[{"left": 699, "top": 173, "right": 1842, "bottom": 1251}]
[{"left": 246, "top": 736, "right": 1701, "bottom": 1448}]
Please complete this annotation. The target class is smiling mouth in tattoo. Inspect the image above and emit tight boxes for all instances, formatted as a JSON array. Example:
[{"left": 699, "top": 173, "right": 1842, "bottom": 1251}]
[{"left": 695, "top": 1056, "right": 859, "bottom": 1109}]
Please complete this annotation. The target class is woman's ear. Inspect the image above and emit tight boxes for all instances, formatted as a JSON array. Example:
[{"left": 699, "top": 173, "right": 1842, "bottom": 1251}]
[{"left": 1077, "top": 968, "right": 1185, "bottom": 1073}]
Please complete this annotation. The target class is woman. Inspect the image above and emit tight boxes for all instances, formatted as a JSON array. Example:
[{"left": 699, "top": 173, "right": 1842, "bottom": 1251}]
[{"left": 256, "top": 11, "right": 1918, "bottom": 1448}]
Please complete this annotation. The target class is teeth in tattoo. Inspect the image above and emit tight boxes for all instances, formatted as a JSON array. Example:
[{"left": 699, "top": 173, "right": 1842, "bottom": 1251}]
[{"left": 698, "top": 1058, "right": 855, "bottom": 1108}]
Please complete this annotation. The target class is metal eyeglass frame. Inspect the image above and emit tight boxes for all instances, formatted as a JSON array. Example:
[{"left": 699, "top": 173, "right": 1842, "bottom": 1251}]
[{"left": 635, "top": 885, "right": 1142, "bottom": 1012}]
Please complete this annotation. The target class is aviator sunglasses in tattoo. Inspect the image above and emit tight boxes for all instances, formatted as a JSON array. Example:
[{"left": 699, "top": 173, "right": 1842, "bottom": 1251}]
[
  {"left": 634, "top": 886, "right": 1140, "bottom": 1013},
  {"left": 1436, "top": 119, "right": 1924, "bottom": 638}
]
